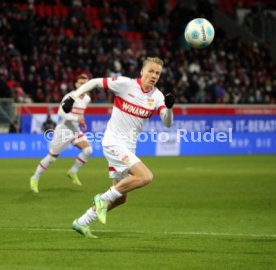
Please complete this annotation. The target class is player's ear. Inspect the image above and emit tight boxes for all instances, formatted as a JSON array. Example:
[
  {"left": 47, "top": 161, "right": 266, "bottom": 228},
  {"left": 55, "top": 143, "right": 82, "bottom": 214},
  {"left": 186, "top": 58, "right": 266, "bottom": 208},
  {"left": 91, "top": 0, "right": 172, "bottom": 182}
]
[{"left": 140, "top": 69, "right": 143, "bottom": 77}]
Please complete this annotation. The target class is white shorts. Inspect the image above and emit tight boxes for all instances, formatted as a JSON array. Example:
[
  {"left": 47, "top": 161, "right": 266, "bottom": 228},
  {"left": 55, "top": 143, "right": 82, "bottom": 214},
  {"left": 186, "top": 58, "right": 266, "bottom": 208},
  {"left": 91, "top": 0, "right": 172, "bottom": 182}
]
[
  {"left": 103, "top": 145, "right": 140, "bottom": 180},
  {"left": 49, "top": 125, "right": 88, "bottom": 155}
]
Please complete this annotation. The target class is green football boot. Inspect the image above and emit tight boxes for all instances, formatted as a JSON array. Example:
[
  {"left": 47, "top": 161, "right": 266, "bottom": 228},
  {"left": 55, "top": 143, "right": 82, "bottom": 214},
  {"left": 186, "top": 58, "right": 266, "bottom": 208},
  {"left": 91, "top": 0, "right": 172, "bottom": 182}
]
[
  {"left": 30, "top": 176, "right": 39, "bottom": 193},
  {"left": 67, "top": 171, "right": 82, "bottom": 186},
  {"left": 93, "top": 194, "right": 108, "bottom": 224},
  {"left": 72, "top": 219, "right": 98, "bottom": 238}
]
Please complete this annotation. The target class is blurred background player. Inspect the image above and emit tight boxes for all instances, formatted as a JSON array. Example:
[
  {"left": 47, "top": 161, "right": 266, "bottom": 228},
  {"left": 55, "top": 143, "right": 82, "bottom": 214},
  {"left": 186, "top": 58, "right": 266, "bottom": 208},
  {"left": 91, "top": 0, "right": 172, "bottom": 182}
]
[
  {"left": 42, "top": 114, "right": 56, "bottom": 132},
  {"left": 30, "top": 74, "right": 92, "bottom": 193},
  {"left": 62, "top": 57, "right": 175, "bottom": 238}
]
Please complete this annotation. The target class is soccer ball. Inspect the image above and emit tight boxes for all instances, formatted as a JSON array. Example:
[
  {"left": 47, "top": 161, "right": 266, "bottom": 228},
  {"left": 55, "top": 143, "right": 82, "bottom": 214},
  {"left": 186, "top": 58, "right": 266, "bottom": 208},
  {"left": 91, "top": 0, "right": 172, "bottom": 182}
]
[{"left": 184, "top": 18, "right": 215, "bottom": 49}]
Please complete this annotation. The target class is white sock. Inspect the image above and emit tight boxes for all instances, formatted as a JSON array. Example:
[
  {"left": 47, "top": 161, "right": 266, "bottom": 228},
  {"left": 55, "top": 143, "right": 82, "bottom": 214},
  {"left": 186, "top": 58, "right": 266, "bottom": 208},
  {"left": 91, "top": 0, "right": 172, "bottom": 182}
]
[
  {"left": 77, "top": 208, "right": 97, "bottom": 226},
  {"left": 69, "top": 147, "right": 92, "bottom": 173},
  {"left": 100, "top": 186, "right": 122, "bottom": 203},
  {"left": 32, "top": 154, "right": 56, "bottom": 181}
]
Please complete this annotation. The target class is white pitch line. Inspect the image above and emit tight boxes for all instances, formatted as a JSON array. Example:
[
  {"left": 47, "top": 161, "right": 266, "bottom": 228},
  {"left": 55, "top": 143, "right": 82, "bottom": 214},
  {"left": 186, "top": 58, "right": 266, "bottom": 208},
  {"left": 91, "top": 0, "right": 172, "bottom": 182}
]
[{"left": 1, "top": 227, "right": 276, "bottom": 239}]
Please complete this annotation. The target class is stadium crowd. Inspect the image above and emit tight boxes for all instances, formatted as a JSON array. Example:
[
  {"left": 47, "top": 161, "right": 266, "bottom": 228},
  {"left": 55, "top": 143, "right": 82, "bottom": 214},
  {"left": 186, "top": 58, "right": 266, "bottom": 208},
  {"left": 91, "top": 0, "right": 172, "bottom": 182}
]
[{"left": 0, "top": 0, "right": 275, "bottom": 104}]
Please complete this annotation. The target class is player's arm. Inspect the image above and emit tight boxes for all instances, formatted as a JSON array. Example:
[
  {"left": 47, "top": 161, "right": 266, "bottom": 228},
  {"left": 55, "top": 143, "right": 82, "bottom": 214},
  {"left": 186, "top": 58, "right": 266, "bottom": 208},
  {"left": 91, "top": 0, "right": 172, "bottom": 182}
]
[
  {"left": 77, "top": 95, "right": 90, "bottom": 131},
  {"left": 159, "top": 93, "right": 175, "bottom": 128},
  {"left": 62, "top": 78, "right": 103, "bottom": 113},
  {"left": 58, "top": 105, "right": 79, "bottom": 121},
  {"left": 58, "top": 106, "right": 87, "bottom": 130},
  {"left": 77, "top": 115, "right": 87, "bottom": 131}
]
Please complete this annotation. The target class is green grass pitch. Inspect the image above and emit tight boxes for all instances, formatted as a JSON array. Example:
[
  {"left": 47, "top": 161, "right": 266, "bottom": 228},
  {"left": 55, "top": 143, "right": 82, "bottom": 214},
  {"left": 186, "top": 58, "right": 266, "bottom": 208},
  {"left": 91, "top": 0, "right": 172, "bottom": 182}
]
[{"left": 0, "top": 156, "right": 276, "bottom": 270}]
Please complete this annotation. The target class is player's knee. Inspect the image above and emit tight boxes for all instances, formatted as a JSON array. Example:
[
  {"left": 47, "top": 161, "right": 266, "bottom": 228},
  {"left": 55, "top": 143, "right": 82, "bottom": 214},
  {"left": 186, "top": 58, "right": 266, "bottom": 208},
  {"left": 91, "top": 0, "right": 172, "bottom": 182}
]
[
  {"left": 82, "top": 146, "right": 93, "bottom": 157},
  {"left": 139, "top": 171, "right": 153, "bottom": 186},
  {"left": 49, "top": 153, "right": 58, "bottom": 163},
  {"left": 146, "top": 171, "right": 154, "bottom": 184},
  {"left": 49, "top": 152, "right": 58, "bottom": 158}
]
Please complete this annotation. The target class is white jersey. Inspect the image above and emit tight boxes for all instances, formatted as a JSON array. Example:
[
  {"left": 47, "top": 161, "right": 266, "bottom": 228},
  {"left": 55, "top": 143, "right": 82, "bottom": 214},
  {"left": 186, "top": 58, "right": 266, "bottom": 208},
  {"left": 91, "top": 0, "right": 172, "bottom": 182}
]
[
  {"left": 57, "top": 91, "right": 90, "bottom": 131},
  {"left": 102, "top": 76, "right": 166, "bottom": 149},
  {"left": 49, "top": 92, "right": 90, "bottom": 155}
]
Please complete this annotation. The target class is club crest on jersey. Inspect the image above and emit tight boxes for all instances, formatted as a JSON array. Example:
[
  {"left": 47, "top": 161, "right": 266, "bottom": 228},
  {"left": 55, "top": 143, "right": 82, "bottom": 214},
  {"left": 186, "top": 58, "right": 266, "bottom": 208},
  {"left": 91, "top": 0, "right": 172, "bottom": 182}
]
[
  {"left": 147, "top": 98, "right": 154, "bottom": 107},
  {"left": 122, "top": 155, "right": 130, "bottom": 163},
  {"left": 112, "top": 77, "right": 118, "bottom": 81}
]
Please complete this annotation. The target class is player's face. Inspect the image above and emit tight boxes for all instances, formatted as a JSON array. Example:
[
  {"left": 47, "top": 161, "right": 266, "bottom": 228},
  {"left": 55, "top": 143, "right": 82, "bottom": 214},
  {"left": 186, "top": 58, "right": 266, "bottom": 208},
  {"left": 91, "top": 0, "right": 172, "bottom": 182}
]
[
  {"left": 140, "top": 62, "right": 162, "bottom": 91},
  {"left": 75, "top": 78, "right": 88, "bottom": 89},
  {"left": 75, "top": 78, "right": 88, "bottom": 98}
]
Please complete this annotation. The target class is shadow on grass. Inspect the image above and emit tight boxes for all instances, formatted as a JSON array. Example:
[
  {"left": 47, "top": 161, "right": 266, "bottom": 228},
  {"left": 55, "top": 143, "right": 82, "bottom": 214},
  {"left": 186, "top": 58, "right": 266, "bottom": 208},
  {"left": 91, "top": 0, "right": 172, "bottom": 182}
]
[
  {"left": 0, "top": 245, "right": 275, "bottom": 256},
  {"left": 13, "top": 188, "right": 83, "bottom": 203}
]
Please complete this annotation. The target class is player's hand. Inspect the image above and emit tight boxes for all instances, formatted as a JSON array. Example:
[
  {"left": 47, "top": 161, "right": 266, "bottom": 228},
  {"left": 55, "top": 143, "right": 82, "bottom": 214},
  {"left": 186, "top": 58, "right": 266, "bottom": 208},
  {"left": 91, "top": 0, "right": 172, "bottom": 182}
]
[
  {"left": 61, "top": 96, "right": 75, "bottom": 113},
  {"left": 78, "top": 116, "right": 87, "bottom": 131},
  {"left": 164, "top": 93, "right": 175, "bottom": 109},
  {"left": 80, "top": 122, "right": 87, "bottom": 131}
]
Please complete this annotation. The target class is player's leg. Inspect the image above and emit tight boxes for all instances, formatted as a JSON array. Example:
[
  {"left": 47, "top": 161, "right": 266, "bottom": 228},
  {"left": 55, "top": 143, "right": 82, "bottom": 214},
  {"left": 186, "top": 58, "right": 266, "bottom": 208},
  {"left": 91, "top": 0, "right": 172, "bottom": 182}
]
[
  {"left": 72, "top": 180, "right": 127, "bottom": 238},
  {"left": 111, "top": 162, "right": 153, "bottom": 194},
  {"left": 30, "top": 126, "right": 72, "bottom": 193},
  {"left": 31, "top": 152, "right": 58, "bottom": 183},
  {"left": 108, "top": 180, "right": 128, "bottom": 211},
  {"left": 94, "top": 145, "right": 152, "bottom": 224},
  {"left": 30, "top": 152, "right": 59, "bottom": 193},
  {"left": 94, "top": 162, "right": 152, "bottom": 223},
  {"left": 67, "top": 138, "right": 92, "bottom": 186}
]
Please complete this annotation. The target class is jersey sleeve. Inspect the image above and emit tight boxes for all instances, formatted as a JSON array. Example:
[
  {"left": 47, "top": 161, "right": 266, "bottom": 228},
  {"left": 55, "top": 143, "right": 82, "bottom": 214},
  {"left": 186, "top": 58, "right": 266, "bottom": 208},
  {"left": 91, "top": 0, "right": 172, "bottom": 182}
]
[
  {"left": 58, "top": 92, "right": 79, "bottom": 122},
  {"left": 155, "top": 91, "right": 166, "bottom": 115},
  {"left": 85, "top": 94, "right": 91, "bottom": 105},
  {"left": 58, "top": 104, "right": 79, "bottom": 122},
  {"left": 102, "top": 76, "right": 131, "bottom": 95}
]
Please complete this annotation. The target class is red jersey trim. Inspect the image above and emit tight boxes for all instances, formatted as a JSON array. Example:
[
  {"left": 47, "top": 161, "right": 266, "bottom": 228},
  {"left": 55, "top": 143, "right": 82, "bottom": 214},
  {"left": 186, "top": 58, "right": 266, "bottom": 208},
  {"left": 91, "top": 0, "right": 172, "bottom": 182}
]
[
  {"left": 72, "top": 107, "right": 85, "bottom": 111},
  {"left": 39, "top": 163, "right": 47, "bottom": 170},
  {"left": 157, "top": 105, "right": 166, "bottom": 114},
  {"left": 136, "top": 78, "right": 154, "bottom": 93},
  {"left": 103, "top": 78, "right": 108, "bottom": 90},
  {"left": 77, "top": 156, "right": 86, "bottom": 163},
  {"left": 71, "top": 134, "right": 84, "bottom": 142},
  {"left": 71, "top": 112, "right": 83, "bottom": 115},
  {"left": 114, "top": 96, "right": 154, "bottom": 119},
  {"left": 109, "top": 166, "right": 116, "bottom": 172}
]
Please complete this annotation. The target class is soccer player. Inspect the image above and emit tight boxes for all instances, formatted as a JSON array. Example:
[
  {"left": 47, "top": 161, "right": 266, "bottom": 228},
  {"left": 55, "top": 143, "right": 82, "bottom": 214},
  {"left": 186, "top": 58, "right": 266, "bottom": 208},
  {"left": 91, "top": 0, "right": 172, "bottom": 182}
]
[
  {"left": 30, "top": 74, "right": 92, "bottom": 193},
  {"left": 62, "top": 57, "right": 175, "bottom": 238}
]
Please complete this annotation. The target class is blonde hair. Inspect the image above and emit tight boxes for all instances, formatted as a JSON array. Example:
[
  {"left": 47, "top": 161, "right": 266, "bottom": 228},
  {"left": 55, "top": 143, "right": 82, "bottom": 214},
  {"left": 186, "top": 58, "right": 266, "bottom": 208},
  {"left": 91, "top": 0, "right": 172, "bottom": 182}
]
[
  {"left": 76, "top": 73, "right": 89, "bottom": 81},
  {"left": 142, "top": 57, "right": 164, "bottom": 68}
]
